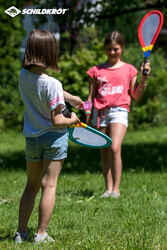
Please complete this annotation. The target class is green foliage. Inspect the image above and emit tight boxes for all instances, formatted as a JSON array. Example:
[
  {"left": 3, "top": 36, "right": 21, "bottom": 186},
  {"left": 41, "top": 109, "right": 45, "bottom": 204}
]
[
  {"left": 123, "top": 47, "right": 167, "bottom": 129},
  {"left": 114, "top": 11, "right": 145, "bottom": 44},
  {"left": 0, "top": 1, "right": 25, "bottom": 130}
]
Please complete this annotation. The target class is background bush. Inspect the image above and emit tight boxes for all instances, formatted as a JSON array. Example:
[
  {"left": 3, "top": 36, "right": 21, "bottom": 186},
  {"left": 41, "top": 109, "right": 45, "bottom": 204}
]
[{"left": 0, "top": 1, "right": 24, "bottom": 130}]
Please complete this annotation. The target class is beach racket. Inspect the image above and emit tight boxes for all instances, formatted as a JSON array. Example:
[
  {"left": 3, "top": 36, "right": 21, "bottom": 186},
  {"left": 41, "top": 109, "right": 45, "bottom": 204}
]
[
  {"left": 62, "top": 108, "right": 112, "bottom": 149},
  {"left": 138, "top": 10, "right": 163, "bottom": 75}
]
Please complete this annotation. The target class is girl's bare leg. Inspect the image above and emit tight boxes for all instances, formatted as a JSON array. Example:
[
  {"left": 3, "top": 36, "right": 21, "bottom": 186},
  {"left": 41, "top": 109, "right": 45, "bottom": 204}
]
[
  {"left": 100, "top": 128, "right": 113, "bottom": 192},
  {"left": 37, "top": 159, "right": 63, "bottom": 234},
  {"left": 109, "top": 123, "right": 127, "bottom": 193},
  {"left": 100, "top": 124, "right": 127, "bottom": 194},
  {"left": 17, "top": 161, "right": 43, "bottom": 233}
]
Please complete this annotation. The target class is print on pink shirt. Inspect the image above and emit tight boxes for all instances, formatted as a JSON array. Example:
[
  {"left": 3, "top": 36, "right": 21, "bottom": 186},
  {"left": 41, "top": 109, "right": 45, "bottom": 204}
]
[{"left": 99, "top": 85, "right": 124, "bottom": 96}]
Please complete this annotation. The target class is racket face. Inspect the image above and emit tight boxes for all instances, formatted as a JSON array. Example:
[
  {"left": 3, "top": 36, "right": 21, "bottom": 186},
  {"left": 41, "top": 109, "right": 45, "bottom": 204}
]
[
  {"left": 69, "top": 126, "right": 112, "bottom": 149},
  {"left": 138, "top": 10, "right": 163, "bottom": 48}
]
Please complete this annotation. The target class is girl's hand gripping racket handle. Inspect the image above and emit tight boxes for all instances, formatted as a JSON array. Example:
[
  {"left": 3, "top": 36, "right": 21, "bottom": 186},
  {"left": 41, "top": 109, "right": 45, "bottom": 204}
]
[
  {"left": 143, "top": 58, "right": 149, "bottom": 76},
  {"left": 62, "top": 108, "right": 82, "bottom": 127},
  {"left": 62, "top": 108, "right": 72, "bottom": 118}
]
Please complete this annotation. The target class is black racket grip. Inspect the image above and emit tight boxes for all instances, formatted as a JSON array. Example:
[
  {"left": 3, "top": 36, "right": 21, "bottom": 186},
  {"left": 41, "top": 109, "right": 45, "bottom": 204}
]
[
  {"left": 62, "top": 108, "right": 71, "bottom": 118},
  {"left": 143, "top": 58, "right": 149, "bottom": 76}
]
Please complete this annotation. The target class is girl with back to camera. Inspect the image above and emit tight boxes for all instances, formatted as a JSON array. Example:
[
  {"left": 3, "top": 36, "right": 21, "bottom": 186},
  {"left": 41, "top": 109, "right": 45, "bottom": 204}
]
[
  {"left": 85, "top": 31, "right": 151, "bottom": 198},
  {"left": 15, "top": 29, "right": 83, "bottom": 243}
]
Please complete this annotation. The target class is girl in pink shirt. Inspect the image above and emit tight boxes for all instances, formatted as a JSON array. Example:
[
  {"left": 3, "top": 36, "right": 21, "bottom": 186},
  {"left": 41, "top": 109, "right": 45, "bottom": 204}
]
[{"left": 86, "top": 31, "right": 151, "bottom": 198}]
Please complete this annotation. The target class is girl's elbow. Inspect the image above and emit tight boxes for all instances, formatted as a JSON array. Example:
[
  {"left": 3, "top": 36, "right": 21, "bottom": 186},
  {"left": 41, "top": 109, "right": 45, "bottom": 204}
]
[
  {"left": 133, "top": 95, "right": 138, "bottom": 101},
  {"left": 51, "top": 118, "right": 60, "bottom": 127},
  {"left": 131, "top": 92, "right": 140, "bottom": 102},
  {"left": 51, "top": 120, "right": 57, "bottom": 127},
  {"left": 134, "top": 95, "right": 142, "bottom": 102}
]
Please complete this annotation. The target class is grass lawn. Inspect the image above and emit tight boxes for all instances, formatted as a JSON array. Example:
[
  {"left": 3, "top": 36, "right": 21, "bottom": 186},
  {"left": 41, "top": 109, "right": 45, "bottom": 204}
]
[{"left": 0, "top": 127, "right": 167, "bottom": 249}]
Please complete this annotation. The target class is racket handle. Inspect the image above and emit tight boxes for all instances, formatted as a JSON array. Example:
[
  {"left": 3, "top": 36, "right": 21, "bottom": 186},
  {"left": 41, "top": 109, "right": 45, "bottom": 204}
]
[
  {"left": 62, "top": 108, "right": 71, "bottom": 118},
  {"left": 143, "top": 68, "right": 149, "bottom": 76},
  {"left": 63, "top": 108, "right": 81, "bottom": 127},
  {"left": 70, "top": 122, "right": 87, "bottom": 128},
  {"left": 143, "top": 58, "right": 149, "bottom": 76}
]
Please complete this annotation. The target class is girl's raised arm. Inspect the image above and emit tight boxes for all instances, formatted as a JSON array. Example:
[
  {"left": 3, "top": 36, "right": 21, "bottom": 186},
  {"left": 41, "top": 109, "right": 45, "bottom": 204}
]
[{"left": 130, "top": 62, "right": 151, "bottom": 101}]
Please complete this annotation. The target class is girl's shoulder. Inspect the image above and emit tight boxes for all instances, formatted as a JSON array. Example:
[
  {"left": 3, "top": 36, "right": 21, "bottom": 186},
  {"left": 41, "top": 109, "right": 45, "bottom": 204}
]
[
  {"left": 121, "top": 62, "right": 138, "bottom": 79},
  {"left": 87, "top": 63, "right": 106, "bottom": 74},
  {"left": 89, "top": 62, "right": 136, "bottom": 71},
  {"left": 43, "top": 74, "right": 63, "bottom": 88},
  {"left": 122, "top": 62, "right": 137, "bottom": 71},
  {"left": 21, "top": 68, "right": 61, "bottom": 84},
  {"left": 19, "top": 69, "right": 63, "bottom": 93}
]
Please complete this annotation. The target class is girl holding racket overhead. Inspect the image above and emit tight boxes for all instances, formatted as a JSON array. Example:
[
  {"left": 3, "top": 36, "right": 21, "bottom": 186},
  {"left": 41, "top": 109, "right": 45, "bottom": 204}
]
[
  {"left": 86, "top": 31, "right": 151, "bottom": 198},
  {"left": 15, "top": 30, "right": 82, "bottom": 243}
]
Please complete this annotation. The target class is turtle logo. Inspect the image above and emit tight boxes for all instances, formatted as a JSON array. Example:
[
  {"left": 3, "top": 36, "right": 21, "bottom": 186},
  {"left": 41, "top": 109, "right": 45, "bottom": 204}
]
[{"left": 5, "top": 6, "right": 21, "bottom": 17}]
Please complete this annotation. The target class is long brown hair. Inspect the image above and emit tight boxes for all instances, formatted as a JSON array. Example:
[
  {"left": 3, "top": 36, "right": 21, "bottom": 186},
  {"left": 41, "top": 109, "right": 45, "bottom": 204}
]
[{"left": 23, "top": 29, "right": 58, "bottom": 70}]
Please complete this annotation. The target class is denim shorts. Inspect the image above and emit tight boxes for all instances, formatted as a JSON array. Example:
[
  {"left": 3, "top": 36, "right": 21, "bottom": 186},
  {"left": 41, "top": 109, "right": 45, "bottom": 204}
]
[
  {"left": 25, "top": 131, "right": 68, "bottom": 162},
  {"left": 92, "top": 107, "right": 128, "bottom": 128}
]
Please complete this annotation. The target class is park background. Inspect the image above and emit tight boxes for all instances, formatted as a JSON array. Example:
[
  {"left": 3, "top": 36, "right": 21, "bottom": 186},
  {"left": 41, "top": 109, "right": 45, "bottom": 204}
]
[{"left": 1, "top": 0, "right": 167, "bottom": 249}]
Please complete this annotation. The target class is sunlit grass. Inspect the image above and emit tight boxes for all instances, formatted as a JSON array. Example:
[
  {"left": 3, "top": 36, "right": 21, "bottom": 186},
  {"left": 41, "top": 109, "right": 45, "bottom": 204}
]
[{"left": 0, "top": 127, "right": 167, "bottom": 249}]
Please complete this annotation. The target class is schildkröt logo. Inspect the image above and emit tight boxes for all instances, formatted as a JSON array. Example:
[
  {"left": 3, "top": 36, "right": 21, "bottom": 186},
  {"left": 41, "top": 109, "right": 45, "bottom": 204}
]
[
  {"left": 5, "top": 6, "right": 69, "bottom": 17},
  {"left": 5, "top": 6, "right": 21, "bottom": 17}
]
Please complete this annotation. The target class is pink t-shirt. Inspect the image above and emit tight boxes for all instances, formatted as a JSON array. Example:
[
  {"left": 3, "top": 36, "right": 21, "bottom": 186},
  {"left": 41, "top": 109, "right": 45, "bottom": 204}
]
[{"left": 87, "top": 63, "right": 138, "bottom": 111}]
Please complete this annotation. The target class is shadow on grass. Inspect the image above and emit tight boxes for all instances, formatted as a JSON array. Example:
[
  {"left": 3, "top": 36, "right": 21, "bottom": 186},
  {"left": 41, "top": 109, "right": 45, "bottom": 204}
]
[
  {"left": 0, "top": 142, "right": 167, "bottom": 173},
  {"left": 0, "top": 227, "right": 35, "bottom": 242},
  {"left": 66, "top": 143, "right": 167, "bottom": 173}
]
